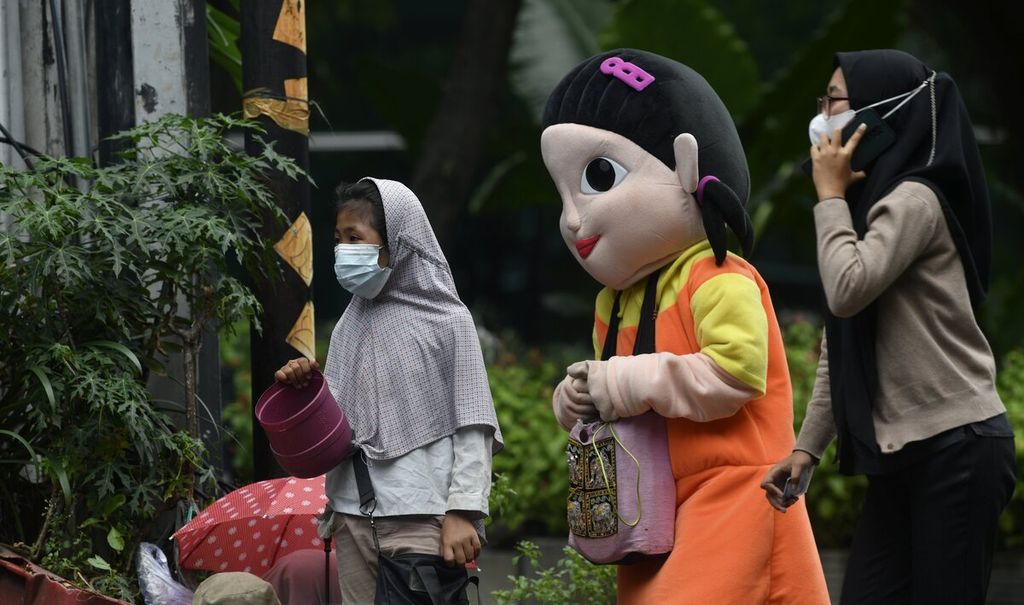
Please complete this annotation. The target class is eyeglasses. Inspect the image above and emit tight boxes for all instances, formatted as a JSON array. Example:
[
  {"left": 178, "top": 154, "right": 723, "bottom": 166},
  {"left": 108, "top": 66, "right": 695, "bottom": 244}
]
[{"left": 816, "top": 94, "right": 849, "bottom": 116}]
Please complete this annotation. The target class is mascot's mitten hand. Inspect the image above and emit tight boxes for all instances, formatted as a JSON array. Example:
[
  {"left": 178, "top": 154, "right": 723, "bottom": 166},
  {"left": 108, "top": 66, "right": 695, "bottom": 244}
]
[
  {"left": 553, "top": 364, "right": 598, "bottom": 430},
  {"left": 572, "top": 361, "right": 619, "bottom": 423}
]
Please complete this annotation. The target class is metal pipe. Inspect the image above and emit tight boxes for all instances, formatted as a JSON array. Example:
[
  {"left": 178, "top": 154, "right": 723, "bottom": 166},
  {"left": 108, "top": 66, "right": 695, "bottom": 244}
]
[
  {"left": 1, "top": 1, "right": 26, "bottom": 170},
  {"left": 63, "top": 0, "right": 92, "bottom": 163},
  {"left": 47, "top": 0, "right": 74, "bottom": 158}
]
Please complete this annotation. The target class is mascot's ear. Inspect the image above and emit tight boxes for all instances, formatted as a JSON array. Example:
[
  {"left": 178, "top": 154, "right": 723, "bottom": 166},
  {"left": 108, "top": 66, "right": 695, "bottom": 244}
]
[
  {"left": 673, "top": 133, "right": 753, "bottom": 266},
  {"left": 697, "top": 176, "right": 755, "bottom": 266},
  {"left": 672, "top": 133, "right": 700, "bottom": 193}
]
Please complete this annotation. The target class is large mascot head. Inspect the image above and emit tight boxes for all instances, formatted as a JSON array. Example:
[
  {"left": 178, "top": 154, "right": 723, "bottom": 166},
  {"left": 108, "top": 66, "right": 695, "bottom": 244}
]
[{"left": 541, "top": 48, "right": 753, "bottom": 290}]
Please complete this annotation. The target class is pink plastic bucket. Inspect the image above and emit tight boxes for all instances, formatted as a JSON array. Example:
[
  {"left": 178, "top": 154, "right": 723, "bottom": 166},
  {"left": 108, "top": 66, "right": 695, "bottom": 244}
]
[{"left": 255, "top": 370, "right": 353, "bottom": 478}]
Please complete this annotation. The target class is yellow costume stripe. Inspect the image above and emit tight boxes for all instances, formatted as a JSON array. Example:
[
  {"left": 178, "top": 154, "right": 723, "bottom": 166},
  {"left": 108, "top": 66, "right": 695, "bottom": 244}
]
[
  {"left": 593, "top": 241, "right": 716, "bottom": 345},
  {"left": 690, "top": 273, "right": 768, "bottom": 394}
]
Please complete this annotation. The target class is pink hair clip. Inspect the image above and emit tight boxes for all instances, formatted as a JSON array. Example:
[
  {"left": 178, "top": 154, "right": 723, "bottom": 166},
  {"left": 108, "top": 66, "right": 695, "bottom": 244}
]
[{"left": 600, "top": 57, "right": 656, "bottom": 92}]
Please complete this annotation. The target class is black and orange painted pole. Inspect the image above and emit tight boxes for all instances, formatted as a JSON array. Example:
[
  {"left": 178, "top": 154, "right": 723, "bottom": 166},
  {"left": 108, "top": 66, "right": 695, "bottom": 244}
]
[{"left": 240, "top": 0, "right": 315, "bottom": 480}]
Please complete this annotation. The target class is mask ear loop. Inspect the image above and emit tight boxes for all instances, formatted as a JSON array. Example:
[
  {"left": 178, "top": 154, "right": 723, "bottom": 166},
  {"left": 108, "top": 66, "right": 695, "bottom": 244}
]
[
  {"left": 880, "top": 79, "right": 929, "bottom": 120},
  {"left": 926, "top": 71, "right": 937, "bottom": 166}
]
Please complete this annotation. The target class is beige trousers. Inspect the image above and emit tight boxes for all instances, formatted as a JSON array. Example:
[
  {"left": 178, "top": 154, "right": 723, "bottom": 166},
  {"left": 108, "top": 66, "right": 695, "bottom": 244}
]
[{"left": 325, "top": 513, "right": 443, "bottom": 605}]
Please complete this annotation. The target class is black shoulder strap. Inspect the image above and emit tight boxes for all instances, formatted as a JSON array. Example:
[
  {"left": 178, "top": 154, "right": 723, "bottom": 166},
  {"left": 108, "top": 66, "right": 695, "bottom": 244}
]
[
  {"left": 633, "top": 268, "right": 660, "bottom": 355},
  {"left": 600, "top": 294, "right": 622, "bottom": 361},
  {"left": 352, "top": 451, "right": 376, "bottom": 515},
  {"left": 600, "top": 268, "right": 661, "bottom": 361},
  {"left": 352, "top": 452, "right": 383, "bottom": 554}
]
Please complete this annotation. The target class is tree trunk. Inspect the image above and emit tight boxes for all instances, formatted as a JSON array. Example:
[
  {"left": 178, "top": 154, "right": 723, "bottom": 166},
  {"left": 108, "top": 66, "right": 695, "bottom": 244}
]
[
  {"left": 411, "top": 0, "right": 523, "bottom": 246},
  {"left": 183, "top": 337, "right": 199, "bottom": 440}
]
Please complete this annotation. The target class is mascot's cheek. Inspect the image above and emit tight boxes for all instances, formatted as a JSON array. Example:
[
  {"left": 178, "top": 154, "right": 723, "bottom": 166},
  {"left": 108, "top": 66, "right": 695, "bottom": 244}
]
[
  {"left": 600, "top": 194, "right": 701, "bottom": 282},
  {"left": 552, "top": 152, "right": 704, "bottom": 290},
  {"left": 576, "top": 243, "right": 637, "bottom": 289},
  {"left": 647, "top": 197, "right": 706, "bottom": 254}
]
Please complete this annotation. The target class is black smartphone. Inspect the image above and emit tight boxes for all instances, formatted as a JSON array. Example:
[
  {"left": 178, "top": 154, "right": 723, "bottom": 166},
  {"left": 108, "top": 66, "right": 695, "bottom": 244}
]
[
  {"left": 801, "top": 107, "right": 896, "bottom": 176},
  {"left": 782, "top": 466, "right": 814, "bottom": 503}
]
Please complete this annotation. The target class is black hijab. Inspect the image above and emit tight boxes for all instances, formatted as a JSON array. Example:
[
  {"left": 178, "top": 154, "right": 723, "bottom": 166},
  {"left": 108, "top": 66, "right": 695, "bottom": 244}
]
[{"left": 823, "top": 49, "right": 993, "bottom": 475}]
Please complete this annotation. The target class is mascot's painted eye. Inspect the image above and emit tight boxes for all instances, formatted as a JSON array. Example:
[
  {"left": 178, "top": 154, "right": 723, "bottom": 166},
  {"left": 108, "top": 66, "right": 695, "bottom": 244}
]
[{"left": 581, "top": 157, "right": 628, "bottom": 194}]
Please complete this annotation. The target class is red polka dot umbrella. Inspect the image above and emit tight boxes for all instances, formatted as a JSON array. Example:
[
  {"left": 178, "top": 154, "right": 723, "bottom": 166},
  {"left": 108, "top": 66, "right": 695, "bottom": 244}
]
[{"left": 172, "top": 476, "right": 329, "bottom": 575}]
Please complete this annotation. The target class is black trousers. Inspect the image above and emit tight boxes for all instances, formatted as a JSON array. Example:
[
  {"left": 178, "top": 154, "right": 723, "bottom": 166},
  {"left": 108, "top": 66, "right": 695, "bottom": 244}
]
[{"left": 840, "top": 433, "right": 1016, "bottom": 605}]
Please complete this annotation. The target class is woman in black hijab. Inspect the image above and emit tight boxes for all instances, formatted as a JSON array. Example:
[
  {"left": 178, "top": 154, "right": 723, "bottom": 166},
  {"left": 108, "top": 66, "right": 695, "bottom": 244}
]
[{"left": 761, "top": 50, "right": 1016, "bottom": 604}]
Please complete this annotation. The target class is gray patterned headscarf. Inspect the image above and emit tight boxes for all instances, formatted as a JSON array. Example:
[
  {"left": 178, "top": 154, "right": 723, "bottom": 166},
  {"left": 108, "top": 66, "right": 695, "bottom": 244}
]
[{"left": 324, "top": 178, "right": 503, "bottom": 460}]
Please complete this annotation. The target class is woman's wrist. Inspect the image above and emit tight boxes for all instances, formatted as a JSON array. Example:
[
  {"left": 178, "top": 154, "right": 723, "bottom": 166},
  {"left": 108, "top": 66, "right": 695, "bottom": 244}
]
[
  {"left": 815, "top": 189, "right": 846, "bottom": 202},
  {"left": 446, "top": 509, "right": 481, "bottom": 521},
  {"left": 792, "top": 448, "right": 820, "bottom": 465}
]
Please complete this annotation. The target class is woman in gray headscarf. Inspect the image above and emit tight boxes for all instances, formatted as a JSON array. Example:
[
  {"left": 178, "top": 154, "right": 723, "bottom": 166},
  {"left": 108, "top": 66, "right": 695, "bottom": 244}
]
[{"left": 275, "top": 178, "right": 502, "bottom": 604}]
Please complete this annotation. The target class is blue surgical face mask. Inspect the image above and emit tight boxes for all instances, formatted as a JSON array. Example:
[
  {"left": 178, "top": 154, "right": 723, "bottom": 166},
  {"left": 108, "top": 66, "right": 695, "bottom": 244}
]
[
  {"left": 808, "top": 77, "right": 930, "bottom": 146},
  {"left": 334, "top": 244, "right": 392, "bottom": 299}
]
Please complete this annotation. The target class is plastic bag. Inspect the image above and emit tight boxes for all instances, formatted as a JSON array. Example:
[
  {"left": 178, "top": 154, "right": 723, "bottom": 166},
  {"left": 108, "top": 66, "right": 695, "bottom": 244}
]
[{"left": 137, "top": 542, "right": 194, "bottom": 605}]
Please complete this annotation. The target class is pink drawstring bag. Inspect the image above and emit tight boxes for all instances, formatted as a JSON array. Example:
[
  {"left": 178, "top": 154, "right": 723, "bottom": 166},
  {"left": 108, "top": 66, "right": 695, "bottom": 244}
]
[{"left": 567, "top": 410, "right": 676, "bottom": 564}]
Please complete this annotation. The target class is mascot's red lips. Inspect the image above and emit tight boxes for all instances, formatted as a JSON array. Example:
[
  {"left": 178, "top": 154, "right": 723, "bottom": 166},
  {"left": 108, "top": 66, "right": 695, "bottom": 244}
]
[{"left": 575, "top": 235, "right": 601, "bottom": 259}]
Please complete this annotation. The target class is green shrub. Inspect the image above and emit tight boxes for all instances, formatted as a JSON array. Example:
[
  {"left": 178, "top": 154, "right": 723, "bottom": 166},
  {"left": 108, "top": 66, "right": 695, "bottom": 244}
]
[
  {"left": 483, "top": 321, "right": 869, "bottom": 544},
  {"left": 220, "top": 321, "right": 255, "bottom": 485},
  {"left": 488, "top": 346, "right": 585, "bottom": 535},
  {"left": 484, "top": 320, "right": 869, "bottom": 546},
  {"left": 492, "top": 540, "right": 617, "bottom": 605},
  {"left": 0, "top": 113, "right": 301, "bottom": 600},
  {"left": 995, "top": 349, "right": 1024, "bottom": 548}
]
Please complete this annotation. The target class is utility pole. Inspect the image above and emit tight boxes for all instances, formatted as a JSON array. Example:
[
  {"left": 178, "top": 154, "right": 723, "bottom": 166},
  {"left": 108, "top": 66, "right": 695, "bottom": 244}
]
[
  {"left": 5, "top": 1, "right": 64, "bottom": 162},
  {"left": 127, "top": 0, "right": 223, "bottom": 472},
  {"left": 0, "top": 2, "right": 28, "bottom": 174},
  {"left": 240, "top": 0, "right": 314, "bottom": 479}
]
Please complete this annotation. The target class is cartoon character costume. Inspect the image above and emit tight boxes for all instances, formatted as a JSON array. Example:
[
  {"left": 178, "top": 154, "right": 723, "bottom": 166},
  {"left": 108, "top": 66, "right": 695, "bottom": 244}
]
[{"left": 542, "top": 49, "right": 830, "bottom": 604}]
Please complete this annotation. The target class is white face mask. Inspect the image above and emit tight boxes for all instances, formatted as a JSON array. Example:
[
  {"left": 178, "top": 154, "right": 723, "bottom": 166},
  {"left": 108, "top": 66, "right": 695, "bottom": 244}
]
[
  {"left": 334, "top": 244, "right": 392, "bottom": 299},
  {"left": 808, "top": 77, "right": 930, "bottom": 146},
  {"left": 808, "top": 110, "right": 856, "bottom": 146}
]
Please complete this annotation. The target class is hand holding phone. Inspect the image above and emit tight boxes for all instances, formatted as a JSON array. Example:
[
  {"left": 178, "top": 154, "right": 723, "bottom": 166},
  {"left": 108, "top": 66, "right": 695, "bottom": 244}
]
[
  {"left": 761, "top": 451, "right": 817, "bottom": 512},
  {"left": 842, "top": 108, "right": 896, "bottom": 172},
  {"left": 782, "top": 466, "right": 814, "bottom": 504},
  {"left": 802, "top": 107, "right": 896, "bottom": 177}
]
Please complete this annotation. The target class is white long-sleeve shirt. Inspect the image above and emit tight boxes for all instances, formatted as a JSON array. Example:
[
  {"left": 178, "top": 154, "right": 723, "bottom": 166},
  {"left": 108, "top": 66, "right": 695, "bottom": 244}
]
[{"left": 325, "top": 427, "right": 493, "bottom": 518}]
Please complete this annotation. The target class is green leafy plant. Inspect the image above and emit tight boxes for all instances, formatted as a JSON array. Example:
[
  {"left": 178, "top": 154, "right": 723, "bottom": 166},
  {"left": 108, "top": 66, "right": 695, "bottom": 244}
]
[
  {"left": 492, "top": 540, "right": 617, "bottom": 605},
  {"left": 220, "top": 321, "right": 255, "bottom": 484},
  {"left": 207, "top": 0, "right": 242, "bottom": 92},
  {"left": 488, "top": 344, "right": 587, "bottom": 535},
  {"left": 995, "top": 349, "right": 1024, "bottom": 548},
  {"left": 0, "top": 113, "right": 302, "bottom": 598}
]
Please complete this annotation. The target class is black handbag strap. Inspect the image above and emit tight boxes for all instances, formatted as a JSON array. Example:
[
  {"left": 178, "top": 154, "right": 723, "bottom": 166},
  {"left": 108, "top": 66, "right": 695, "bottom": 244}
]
[
  {"left": 353, "top": 450, "right": 377, "bottom": 515},
  {"left": 414, "top": 564, "right": 480, "bottom": 605}
]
